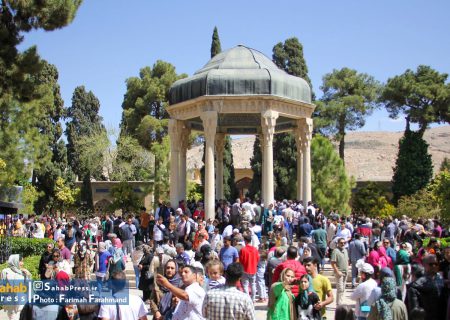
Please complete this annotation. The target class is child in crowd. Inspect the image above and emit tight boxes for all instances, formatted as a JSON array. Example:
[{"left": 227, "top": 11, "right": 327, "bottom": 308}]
[
  {"left": 206, "top": 260, "right": 226, "bottom": 290},
  {"left": 256, "top": 249, "right": 268, "bottom": 302}
]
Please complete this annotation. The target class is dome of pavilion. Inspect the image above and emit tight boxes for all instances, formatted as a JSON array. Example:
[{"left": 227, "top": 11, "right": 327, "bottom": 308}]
[{"left": 169, "top": 45, "right": 311, "bottom": 105}]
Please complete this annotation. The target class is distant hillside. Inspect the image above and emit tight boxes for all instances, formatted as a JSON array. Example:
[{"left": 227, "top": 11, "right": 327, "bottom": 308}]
[{"left": 187, "top": 126, "right": 450, "bottom": 182}]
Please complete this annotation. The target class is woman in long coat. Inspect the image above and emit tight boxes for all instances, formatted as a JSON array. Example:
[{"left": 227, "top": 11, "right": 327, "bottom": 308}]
[{"left": 138, "top": 245, "right": 154, "bottom": 303}]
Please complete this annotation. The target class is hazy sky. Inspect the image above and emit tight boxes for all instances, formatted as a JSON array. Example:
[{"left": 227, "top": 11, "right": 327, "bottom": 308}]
[{"left": 19, "top": 0, "right": 450, "bottom": 134}]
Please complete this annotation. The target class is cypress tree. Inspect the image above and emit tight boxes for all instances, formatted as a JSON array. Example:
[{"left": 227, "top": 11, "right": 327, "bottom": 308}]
[
  {"left": 249, "top": 136, "right": 262, "bottom": 199},
  {"left": 271, "top": 37, "right": 313, "bottom": 199},
  {"left": 392, "top": 128, "right": 433, "bottom": 204},
  {"left": 66, "top": 86, "right": 106, "bottom": 210},
  {"left": 211, "top": 26, "right": 222, "bottom": 58}
]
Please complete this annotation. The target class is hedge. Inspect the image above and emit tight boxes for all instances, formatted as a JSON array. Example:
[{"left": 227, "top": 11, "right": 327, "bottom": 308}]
[
  {"left": 0, "top": 255, "right": 41, "bottom": 280},
  {"left": 7, "top": 237, "right": 55, "bottom": 257},
  {"left": 422, "top": 237, "right": 450, "bottom": 248}
]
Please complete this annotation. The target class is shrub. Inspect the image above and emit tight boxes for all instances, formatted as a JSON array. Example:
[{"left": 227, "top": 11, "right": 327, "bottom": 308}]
[
  {"left": 9, "top": 237, "right": 54, "bottom": 257},
  {"left": 422, "top": 237, "right": 450, "bottom": 248},
  {"left": 0, "top": 255, "right": 41, "bottom": 280}
]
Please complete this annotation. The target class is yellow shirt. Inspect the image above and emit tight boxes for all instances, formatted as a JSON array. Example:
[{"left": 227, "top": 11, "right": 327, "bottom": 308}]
[{"left": 311, "top": 273, "right": 332, "bottom": 316}]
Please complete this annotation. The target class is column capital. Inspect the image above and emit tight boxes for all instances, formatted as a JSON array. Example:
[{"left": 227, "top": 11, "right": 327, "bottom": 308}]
[
  {"left": 200, "top": 111, "right": 218, "bottom": 140},
  {"left": 299, "top": 117, "right": 313, "bottom": 147},
  {"left": 261, "top": 110, "right": 279, "bottom": 146}
]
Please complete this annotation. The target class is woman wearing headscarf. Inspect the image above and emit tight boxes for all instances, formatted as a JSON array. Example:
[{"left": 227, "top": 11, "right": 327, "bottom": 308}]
[
  {"left": 367, "top": 242, "right": 382, "bottom": 272},
  {"left": 394, "top": 244, "right": 411, "bottom": 301},
  {"left": 377, "top": 246, "right": 393, "bottom": 270},
  {"left": 62, "top": 222, "right": 76, "bottom": 250},
  {"left": 368, "top": 277, "right": 408, "bottom": 320},
  {"left": 73, "top": 240, "right": 94, "bottom": 280},
  {"left": 150, "top": 259, "right": 181, "bottom": 320},
  {"left": 46, "top": 248, "right": 73, "bottom": 279},
  {"left": 1, "top": 254, "right": 32, "bottom": 320},
  {"left": 193, "top": 222, "right": 209, "bottom": 251},
  {"left": 108, "top": 238, "right": 125, "bottom": 274},
  {"left": 39, "top": 242, "right": 55, "bottom": 280},
  {"left": 295, "top": 274, "right": 321, "bottom": 320},
  {"left": 268, "top": 267, "right": 297, "bottom": 320},
  {"left": 138, "top": 245, "right": 154, "bottom": 303},
  {"left": 95, "top": 242, "right": 111, "bottom": 290}
]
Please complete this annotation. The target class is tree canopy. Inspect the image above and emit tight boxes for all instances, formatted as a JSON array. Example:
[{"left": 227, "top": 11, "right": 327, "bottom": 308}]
[
  {"left": 120, "top": 60, "right": 186, "bottom": 204},
  {"left": 316, "top": 67, "right": 380, "bottom": 159},
  {"left": 0, "top": 1, "right": 81, "bottom": 187},
  {"left": 311, "top": 135, "right": 352, "bottom": 213},
  {"left": 391, "top": 129, "right": 433, "bottom": 204},
  {"left": 381, "top": 65, "right": 450, "bottom": 136},
  {"left": 66, "top": 86, "right": 106, "bottom": 209}
]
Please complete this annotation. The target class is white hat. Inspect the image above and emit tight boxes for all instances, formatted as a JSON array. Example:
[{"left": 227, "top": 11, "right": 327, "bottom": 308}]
[{"left": 358, "top": 262, "right": 374, "bottom": 274}]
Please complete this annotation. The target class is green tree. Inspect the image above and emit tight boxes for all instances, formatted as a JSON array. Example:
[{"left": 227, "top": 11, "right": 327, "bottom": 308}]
[
  {"left": 53, "top": 177, "right": 79, "bottom": 214},
  {"left": 396, "top": 188, "right": 440, "bottom": 220},
  {"left": 110, "top": 134, "right": 154, "bottom": 181},
  {"left": 392, "top": 129, "right": 433, "bottom": 204},
  {"left": 211, "top": 26, "right": 222, "bottom": 58},
  {"left": 311, "top": 135, "right": 352, "bottom": 213},
  {"left": 431, "top": 169, "right": 450, "bottom": 222},
  {"left": 66, "top": 86, "right": 106, "bottom": 209},
  {"left": 440, "top": 157, "right": 450, "bottom": 172},
  {"left": 223, "top": 136, "right": 238, "bottom": 200},
  {"left": 120, "top": 61, "right": 186, "bottom": 204},
  {"left": 30, "top": 61, "right": 69, "bottom": 213},
  {"left": 186, "top": 180, "right": 203, "bottom": 202},
  {"left": 19, "top": 183, "right": 40, "bottom": 215},
  {"left": 317, "top": 68, "right": 380, "bottom": 160},
  {"left": 273, "top": 134, "right": 297, "bottom": 200},
  {"left": 248, "top": 136, "right": 262, "bottom": 199},
  {"left": 352, "top": 182, "right": 393, "bottom": 216},
  {"left": 270, "top": 37, "right": 314, "bottom": 199},
  {"left": 0, "top": 1, "right": 81, "bottom": 186},
  {"left": 109, "top": 182, "right": 142, "bottom": 214},
  {"left": 272, "top": 37, "right": 313, "bottom": 95},
  {"left": 380, "top": 65, "right": 450, "bottom": 136}
]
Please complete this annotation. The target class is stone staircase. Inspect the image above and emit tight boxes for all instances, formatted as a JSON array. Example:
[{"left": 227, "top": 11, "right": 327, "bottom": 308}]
[
  {"left": 89, "top": 259, "right": 137, "bottom": 288},
  {"left": 320, "top": 262, "right": 353, "bottom": 289}
]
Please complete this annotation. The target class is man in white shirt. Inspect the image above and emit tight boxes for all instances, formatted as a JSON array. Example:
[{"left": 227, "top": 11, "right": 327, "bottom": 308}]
[
  {"left": 350, "top": 262, "right": 377, "bottom": 320},
  {"left": 98, "top": 271, "right": 148, "bottom": 320},
  {"left": 306, "top": 201, "right": 316, "bottom": 217},
  {"left": 156, "top": 265, "right": 206, "bottom": 320},
  {"left": 336, "top": 221, "right": 352, "bottom": 247},
  {"left": 153, "top": 216, "right": 165, "bottom": 245}
]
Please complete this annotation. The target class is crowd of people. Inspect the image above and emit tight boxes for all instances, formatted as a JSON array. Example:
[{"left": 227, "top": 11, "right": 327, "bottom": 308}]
[{"left": 0, "top": 197, "right": 449, "bottom": 320}]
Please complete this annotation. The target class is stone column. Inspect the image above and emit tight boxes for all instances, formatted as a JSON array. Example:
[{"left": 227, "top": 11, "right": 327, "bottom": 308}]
[
  {"left": 301, "top": 118, "right": 313, "bottom": 208},
  {"left": 179, "top": 123, "right": 191, "bottom": 202},
  {"left": 260, "top": 135, "right": 266, "bottom": 204},
  {"left": 169, "top": 119, "right": 182, "bottom": 208},
  {"left": 261, "top": 110, "right": 279, "bottom": 207},
  {"left": 200, "top": 111, "right": 218, "bottom": 221},
  {"left": 215, "top": 133, "right": 226, "bottom": 200},
  {"left": 294, "top": 123, "right": 303, "bottom": 202}
]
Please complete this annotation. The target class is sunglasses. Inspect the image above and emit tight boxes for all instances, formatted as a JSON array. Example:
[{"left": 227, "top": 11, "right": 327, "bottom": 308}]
[
  {"left": 428, "top": 262, "right": 438, "bottom": 267},
  {"left": 53, "top": 255, "right": 60, "bottom": 258}
]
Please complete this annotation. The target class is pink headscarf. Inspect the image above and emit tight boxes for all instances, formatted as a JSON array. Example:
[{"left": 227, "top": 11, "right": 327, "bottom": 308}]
[
  {"left": 377, "top": 246, "right": 393, "bottom": 269},
  {"left": 367, "top": 249, "right": 380, "bottom": 267},
  {"left": 113, "top": 238, "right": 123, "bottom": 249}
]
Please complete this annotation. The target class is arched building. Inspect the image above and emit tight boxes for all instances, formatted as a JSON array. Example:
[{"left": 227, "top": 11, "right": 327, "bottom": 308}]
[{"left": 167, "top": 45, "right": 315, "bottom": 219}]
